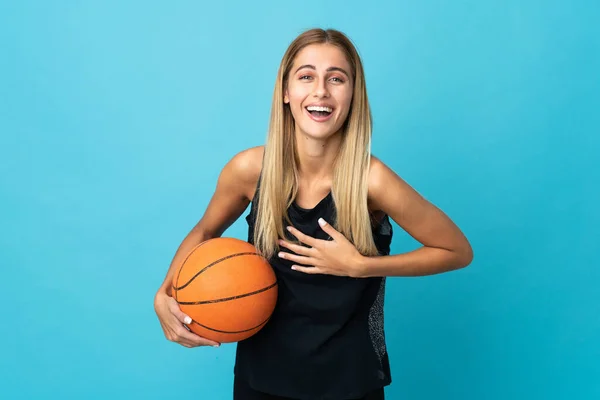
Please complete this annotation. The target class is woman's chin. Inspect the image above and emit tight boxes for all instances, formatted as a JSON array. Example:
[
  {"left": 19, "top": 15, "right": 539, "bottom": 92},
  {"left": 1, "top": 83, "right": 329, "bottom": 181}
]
[{"left": 295, "top": 124, "right": 343, "bottom": 141}]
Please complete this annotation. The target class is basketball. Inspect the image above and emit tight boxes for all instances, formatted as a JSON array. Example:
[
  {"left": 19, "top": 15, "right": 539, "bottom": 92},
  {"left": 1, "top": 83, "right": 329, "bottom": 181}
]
[{"left": 171, "top": 237, "right": 278, "bottom": 343}]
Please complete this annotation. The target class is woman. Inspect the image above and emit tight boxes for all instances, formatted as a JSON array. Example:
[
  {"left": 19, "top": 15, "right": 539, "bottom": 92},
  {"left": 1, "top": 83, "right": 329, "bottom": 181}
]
[{"left": 154, "top": 28, "right": 473, "bottom": 400}]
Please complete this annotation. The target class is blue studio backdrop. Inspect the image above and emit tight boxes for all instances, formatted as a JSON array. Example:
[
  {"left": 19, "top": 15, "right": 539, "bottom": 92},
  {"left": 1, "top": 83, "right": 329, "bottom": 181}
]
[{"left": 1, "top": 1, "right": 598, "bottom": 399}]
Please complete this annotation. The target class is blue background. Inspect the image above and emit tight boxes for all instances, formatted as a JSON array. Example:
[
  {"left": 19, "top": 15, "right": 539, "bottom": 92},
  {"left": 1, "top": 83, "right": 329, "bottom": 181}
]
[{"left": 1, "top": 1, "right": 598, "bottom": 399}]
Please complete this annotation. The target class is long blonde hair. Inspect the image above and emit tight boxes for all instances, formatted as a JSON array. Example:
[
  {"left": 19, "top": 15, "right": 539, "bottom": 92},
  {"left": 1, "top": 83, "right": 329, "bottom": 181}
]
[{"left": 254, "top": 28, "right": 379, "bottom": 259}]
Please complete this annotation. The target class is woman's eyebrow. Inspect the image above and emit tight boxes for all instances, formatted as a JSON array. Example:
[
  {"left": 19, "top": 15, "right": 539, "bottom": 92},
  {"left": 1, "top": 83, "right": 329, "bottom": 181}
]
[{"left": 294, "top": 64, "right": 350, "bottom": 77}]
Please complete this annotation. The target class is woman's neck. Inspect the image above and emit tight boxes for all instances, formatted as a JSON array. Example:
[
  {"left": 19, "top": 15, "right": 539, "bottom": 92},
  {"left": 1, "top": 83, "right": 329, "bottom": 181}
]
[{"left": 294, "top": 129, "right": 342, "bottom": 182}]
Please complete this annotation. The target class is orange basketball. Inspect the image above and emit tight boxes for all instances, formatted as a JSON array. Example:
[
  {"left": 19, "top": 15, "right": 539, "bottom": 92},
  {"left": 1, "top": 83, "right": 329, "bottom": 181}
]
[{"left": 171, "top": 237, "right": 278, "bottom": 343}]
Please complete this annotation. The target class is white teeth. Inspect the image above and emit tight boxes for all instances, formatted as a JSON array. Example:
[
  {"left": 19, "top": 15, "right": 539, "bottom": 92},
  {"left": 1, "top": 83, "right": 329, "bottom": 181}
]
[{"left": 306, "top": 105, "right": 333, "bottom": 112}]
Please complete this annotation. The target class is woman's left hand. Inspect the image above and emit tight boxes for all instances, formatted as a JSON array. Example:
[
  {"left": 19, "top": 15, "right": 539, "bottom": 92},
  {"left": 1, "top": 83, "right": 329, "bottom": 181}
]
[{"left": 278, "top": 218, "right": 365, "bottom": 277}]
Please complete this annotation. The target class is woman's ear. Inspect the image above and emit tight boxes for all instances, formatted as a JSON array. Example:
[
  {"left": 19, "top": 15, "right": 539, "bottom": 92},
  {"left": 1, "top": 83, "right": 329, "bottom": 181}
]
[{"left": 284, "top": 90, "right": 289, "bottom": 104}]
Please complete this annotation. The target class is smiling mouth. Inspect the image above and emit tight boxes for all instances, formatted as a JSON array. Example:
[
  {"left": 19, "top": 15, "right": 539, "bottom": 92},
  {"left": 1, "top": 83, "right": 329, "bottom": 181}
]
[{"left": 305, "top": 106, "right": 334, "bottom": 120}]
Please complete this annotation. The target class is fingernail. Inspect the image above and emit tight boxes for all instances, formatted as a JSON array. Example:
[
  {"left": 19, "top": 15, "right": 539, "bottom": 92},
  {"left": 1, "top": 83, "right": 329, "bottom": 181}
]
[
  {"left": 212, "top": 344, "right": 220, "bottom": 348},
  {"left": 318, "top": 218, "right": 326, "bottom": 226},
  {"left": 184, "top": 316, "right": 192, "bottom": 324},
  {"left": 278, "top": 252, "right": 284, "bottom": 258},
  {"left": 286, "top": 226, "right": 292, "bottom": 231}
]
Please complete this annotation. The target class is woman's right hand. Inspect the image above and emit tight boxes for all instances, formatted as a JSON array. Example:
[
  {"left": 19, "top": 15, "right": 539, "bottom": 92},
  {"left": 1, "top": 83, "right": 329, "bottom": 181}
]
[{"left": 154, "top": 291, "right": 221, "bottom": 348}]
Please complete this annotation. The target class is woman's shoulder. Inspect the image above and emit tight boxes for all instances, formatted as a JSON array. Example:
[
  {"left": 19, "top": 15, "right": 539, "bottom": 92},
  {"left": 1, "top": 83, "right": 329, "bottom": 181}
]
[
  {"left": 367, "top": 155, "right": 389, "bottom": 192},
  {"left": 224, "top": 145, "right": 264, "bottom": 201},
  {"left": 367, "top": 155, "right": 405, "bottom": 212},
  {"left": 367, "top": 153, "right": 430, "bottom": 221}
]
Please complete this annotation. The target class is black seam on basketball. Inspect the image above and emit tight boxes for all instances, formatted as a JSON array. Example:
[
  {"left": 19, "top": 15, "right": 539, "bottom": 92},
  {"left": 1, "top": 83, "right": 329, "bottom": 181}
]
[
  {"left": 173, "top": 240, "right": 211, "bottom": 302},
  {"left": 173, "top": 252, "right": 262, "bottom": 290},
  {"left": 191, "top": 315, "right": 271, "bottom": 334},
  {"left": 177, "top": 281, "right": 277, "bottom": 305}
]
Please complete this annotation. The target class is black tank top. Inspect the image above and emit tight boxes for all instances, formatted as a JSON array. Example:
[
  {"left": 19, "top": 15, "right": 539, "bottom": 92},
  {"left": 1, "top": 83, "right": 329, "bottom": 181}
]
[{"left": 234, "top": 177, "right": 394, "bottom": 400}]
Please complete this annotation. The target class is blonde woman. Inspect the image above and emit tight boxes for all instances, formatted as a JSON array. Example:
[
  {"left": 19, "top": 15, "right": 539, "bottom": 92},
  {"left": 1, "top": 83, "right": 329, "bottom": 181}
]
[{"left": 154, "top": 28, "right": 473, "bottom": 400}]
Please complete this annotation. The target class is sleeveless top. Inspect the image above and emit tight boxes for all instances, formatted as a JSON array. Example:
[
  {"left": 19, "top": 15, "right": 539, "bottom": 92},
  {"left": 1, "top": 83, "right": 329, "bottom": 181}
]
[{"left": 234, "top": 177, "right": 394, "bottom": 400}]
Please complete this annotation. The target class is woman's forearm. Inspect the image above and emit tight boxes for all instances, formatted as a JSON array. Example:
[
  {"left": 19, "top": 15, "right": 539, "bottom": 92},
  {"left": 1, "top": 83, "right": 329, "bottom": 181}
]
[{"left": 358, "top": 245, "right": 473, "bottom": 278}]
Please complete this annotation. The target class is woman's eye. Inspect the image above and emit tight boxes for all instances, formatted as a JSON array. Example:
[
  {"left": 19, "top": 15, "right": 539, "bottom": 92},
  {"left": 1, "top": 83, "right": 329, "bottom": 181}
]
[{"left": 298, "top": 75, "right": 344, "bottom": 83}]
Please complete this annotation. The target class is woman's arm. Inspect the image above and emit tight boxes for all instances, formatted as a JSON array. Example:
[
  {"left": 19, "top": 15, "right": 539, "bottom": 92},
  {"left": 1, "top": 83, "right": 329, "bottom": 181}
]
[
  {"left": 153, "top": 146, "right": 263, "bottom": 347},
  {"left": 361, "top": 156, "right": 473, "bottom": 277},
  {"left": 156, "top": 146, "right": 263, "bottom": 297}
]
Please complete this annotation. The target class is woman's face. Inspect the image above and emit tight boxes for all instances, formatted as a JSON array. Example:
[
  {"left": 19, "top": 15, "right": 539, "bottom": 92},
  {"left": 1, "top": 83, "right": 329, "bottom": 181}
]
[{"left": 285, "top": 44, "right": 354, "bottom": 141}]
